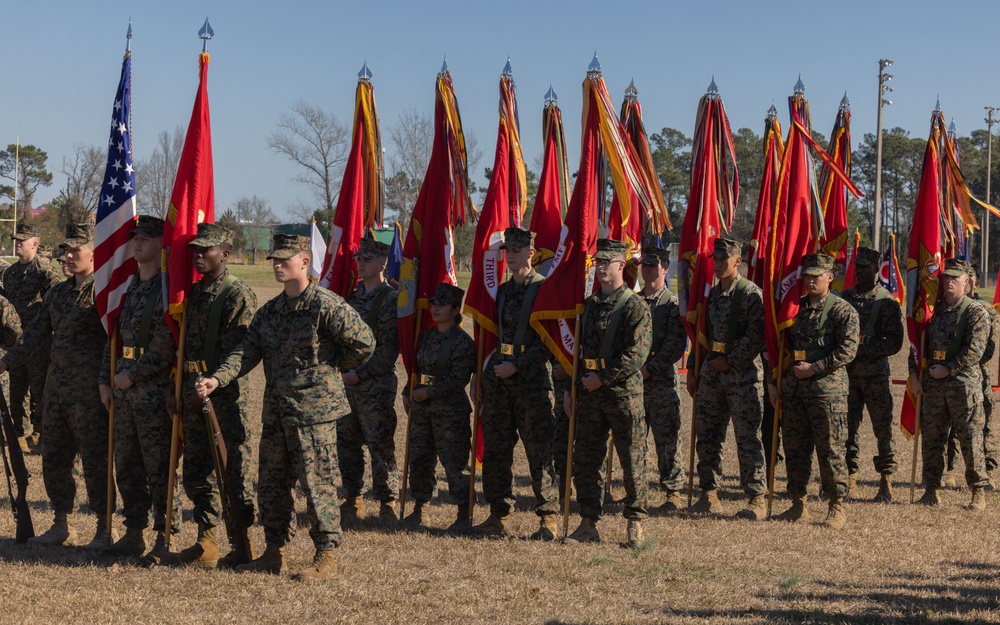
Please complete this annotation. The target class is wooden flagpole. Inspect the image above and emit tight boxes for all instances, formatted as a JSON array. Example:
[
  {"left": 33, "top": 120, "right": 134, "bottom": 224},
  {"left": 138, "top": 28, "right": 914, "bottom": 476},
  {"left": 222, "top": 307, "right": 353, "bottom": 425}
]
[
  {"left": 909, "top": 334, "right": 927, "bottom": 503},
  {"left": 398, "top": 307, "right": 423, "bottom": 521},
  {"left": 766, "top": 341, "right": 786, "bottom": 518},
  {"left": 686, "top": 338, "right": 702, "bottom": 506},
  {"left": 162, "top": 310, "right": 186, "bottom": 549},
  {"left": 467, "top": 327, "right": 485, "bottom": 523},
  {"left": 105, "top": 326, "right": 118, "bottom": 539},
  {"left": 560, "top": 316, "right": 583, "bottom": 539}
]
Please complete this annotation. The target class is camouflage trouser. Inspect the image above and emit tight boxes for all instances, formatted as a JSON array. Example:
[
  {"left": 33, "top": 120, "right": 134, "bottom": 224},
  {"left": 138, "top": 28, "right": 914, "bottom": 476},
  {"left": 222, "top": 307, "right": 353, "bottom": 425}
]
[
  {"left": 553, "top": 377, "right": 572, "bottom": 492},
  {"left": 923, "top": 378, "right": 988, "bottom": 489},
  {"left": 407, "top": 406, "right": 470, "bottom": 504},
  {"left": 10, "top": 350, "right": 49, "bottom": 438},
  {"left": 480, "top": 382, "right": 559, "bottom": 518},
  {"left": 947, "top": 380, "right": 997, "bottom": 473},
  {"left": 41, "top": 388, "right": 113, "bottom": 515},
  {"left": 695, "top": 371, "right": 766, "bottom": 495},
  {"left": 181, "top": 384, "right": 255, "bottom": 529},
  {"left": 573, "top": 388, "right": 647, "bottom": 521},
  {"left": 113, "top": 396, "right": 182, "bottom": 533},
  {"left": 782, "top": 378, "right": 849, "bottom": 500},
  {"left": 762, "top": 392, "right": 783, "bottom": 484},
  {"left": 846, "top": 373, "right": 897, "bottom": 476},
  {"left": 338, "top": 385, "right": 399, "bottom": 503},
  {"left": 259, "top": 418, "right": 342, "bottom": 550},
  {"left": 642, "top": 377, "right": 685, "bottom": 492}
]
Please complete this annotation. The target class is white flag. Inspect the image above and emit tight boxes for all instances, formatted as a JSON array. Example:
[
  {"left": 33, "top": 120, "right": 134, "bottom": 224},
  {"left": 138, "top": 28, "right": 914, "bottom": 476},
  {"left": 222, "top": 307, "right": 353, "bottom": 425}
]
[{"left": 310, "top": 220, "right": 326, "bottom": 282}]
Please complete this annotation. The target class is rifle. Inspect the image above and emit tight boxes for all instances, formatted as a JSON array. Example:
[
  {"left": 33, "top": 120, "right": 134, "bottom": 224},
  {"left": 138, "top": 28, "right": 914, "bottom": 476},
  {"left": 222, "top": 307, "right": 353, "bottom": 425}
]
[
  {"left": 202, "top": 397, "right": 253, "bottom": 564},
  {"left": 0, "top": 389, "right": 33, "bottom": 543}
]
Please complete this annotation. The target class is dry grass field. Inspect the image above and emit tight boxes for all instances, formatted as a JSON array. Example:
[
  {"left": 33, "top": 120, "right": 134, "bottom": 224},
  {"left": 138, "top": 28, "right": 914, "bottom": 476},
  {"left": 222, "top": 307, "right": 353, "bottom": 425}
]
[{"left": 0, "top": 270, "right": 998, "bottom": 624}]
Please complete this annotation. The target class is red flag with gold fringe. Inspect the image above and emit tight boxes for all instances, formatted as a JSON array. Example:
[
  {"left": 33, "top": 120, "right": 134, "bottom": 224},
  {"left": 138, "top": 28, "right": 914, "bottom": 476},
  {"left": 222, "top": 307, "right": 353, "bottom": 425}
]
[
  {"left": 819, "top": 94, "right": 853, "bottom": 293},
  {"left": 747, "top": 107, "right": 783, "bottom": 289},
  {"left": 529, "top": 92, "right": 570, "bottom": 274}
]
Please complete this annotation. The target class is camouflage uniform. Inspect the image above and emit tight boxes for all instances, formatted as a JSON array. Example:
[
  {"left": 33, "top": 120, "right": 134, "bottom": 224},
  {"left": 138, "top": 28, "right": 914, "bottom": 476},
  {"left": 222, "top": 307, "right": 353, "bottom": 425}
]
[
  {"left": 573, "top": 282, "right": 651, "bottom": 521},
  {"left": 3, "top": 270, "right": 110, "bottom": 518},
  {"left": 843, "top": 283, "right": 904, "bottom": 477},
  {"left": 181, "top": 268, "right": 257, "bottom": 529},
  {"left": 912, "top": 293, "right": 990, "bottom": 489},
  {"left": 480, "top": 267, "right": 559, "bottom": 519},
  {"left": 0, "top": 297, "right": 21, "bottom": 411},
  {"left": 782, "top": 292, "right": 859, "bottom": 500},
  {"left": 212, "top": 280, "right": 375, "bottom": 551},
  {"left": 641, "top": 284, "right": 687, "bottom": 493},
  {"left": 339, "top": 279, "right": 400, "bottom": 504},
  {"left": 689, "top": 276, "right": 767, "bottom": 497},
  {"left": 405, "top": 322, "right": 476, "bottom": 505},
  {"left": 3, "top": 248, "right": 61, "bottom": 438}
]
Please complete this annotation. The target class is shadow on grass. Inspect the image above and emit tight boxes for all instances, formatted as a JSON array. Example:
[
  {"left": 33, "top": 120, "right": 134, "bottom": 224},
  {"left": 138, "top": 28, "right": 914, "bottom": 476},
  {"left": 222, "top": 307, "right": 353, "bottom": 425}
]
[{"left": 0, "top": 535, "right": 146, "bottom": 569}]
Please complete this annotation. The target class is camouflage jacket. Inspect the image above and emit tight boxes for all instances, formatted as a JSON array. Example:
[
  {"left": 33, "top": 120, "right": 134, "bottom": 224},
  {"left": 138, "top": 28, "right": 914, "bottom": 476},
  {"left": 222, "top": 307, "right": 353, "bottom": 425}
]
[
  {"left": 406, "top": 323, "right": 476, "bottom": 414},
  {"left": 346, "top": 281, "right": 399, "bottom": 393},
  {"left": 786, "top": 293, "right": 859, "bottom": 389},
  {"left": 688, "top": 278, "right": 764, "bottom": 382},
  {"left": 183, "top": 269, "right": 257, "bottom": 396},
  {"left": 910, "top": 295, "right": 989, "bottom": 386},
  {"left": 641, "top": 285, "right": 686, "bottom": 387},
  {"left": 842, "top": 284, "right": 904, "bottom": 377},
  {"left": 212, "top": 282, "right": 375, "bottom": 426},
  {"left": 4, "top": 273, "right": 106, "bottom": 390},
  {"left": 99, "top": 272, "right": 176, "bottom": 400},
  {"left": 0, "top": 296, "right": 22, "bottom": 363},
  {"left": 2, "top": 256, "right": 61, "bottom": 326},
  {"left": 971, "top": 294, "right": 999, "bottom": 382},
  {"left": 484, "top": 270, "right": 552, "bottom": 391},
  {"left": 578, "top": 283, "right": 651, "bottom": 395}
]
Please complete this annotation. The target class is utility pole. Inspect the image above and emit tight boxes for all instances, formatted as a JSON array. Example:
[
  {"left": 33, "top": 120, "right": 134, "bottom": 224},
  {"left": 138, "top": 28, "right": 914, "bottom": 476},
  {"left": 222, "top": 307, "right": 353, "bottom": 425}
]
[
  {"left": 874, "top": 60, "right": 893, "bottom": 250},
  {"left": 985, "top": 106, "right": 997, "bottom": 282}
]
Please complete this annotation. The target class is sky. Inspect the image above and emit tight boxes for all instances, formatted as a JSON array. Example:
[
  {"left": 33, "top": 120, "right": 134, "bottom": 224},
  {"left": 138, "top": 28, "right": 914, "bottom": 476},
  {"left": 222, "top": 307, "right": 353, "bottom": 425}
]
[{"left": 2, "top": 0, "right": 999, "bottom": 222}]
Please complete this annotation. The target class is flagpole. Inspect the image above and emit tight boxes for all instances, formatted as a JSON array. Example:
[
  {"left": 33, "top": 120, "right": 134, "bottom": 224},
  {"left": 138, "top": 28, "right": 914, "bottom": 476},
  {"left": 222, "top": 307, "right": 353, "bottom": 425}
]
[
  {"left": 909, "top": 333, "right": 926, "bottom": 503},
  {"left": 686, "top": 338, "right": 702, "bottom": 506},
  {"left": 398, "top": 307, "right": 422, "bottom": 521},
  {"left": 604, "top": 435, "right": 615, "bottom": 501},
  {"left": 766, "top": 340, "right": 786, "bottom": 518},
  {"left": 163, "top": 309, "right": 187, "bottom": 549},
  {"left": 105, "top": 326, "right": 118, "bottom": 539},
  {"left": 467, "top": 326, "right": 485, "bottom": 523},
  {"left": 560, "top": 316, "right": 582, "bottom": 539}
]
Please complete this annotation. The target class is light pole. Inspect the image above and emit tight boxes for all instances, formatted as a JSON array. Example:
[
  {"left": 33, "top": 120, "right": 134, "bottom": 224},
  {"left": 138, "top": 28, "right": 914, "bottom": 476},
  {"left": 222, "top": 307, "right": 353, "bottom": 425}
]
[
  {"left": 985, "top": 106, "right": 997, "bottom": 281},
  {"left": 874, "top": 59, "right": 893, "bottom": 250}
]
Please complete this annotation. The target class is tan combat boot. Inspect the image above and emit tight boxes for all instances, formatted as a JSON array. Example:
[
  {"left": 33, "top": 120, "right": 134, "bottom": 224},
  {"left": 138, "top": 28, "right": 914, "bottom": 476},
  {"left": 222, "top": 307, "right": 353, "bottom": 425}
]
[
  {"left": 217, "top": 528, "right": 255, "bottom": 570},
  {"left": 688, "top": 489, "right": 723, "bottom": 515},
  {"left": 175, "top": 524, "right": 221, "bottom": 568},
  {"left": 917, "top": 487, "right": 940, "bottom": 506},
  {"left": 735, "top": 495, "right": 767, "bottom": 521},
  {"left": 138, "top": 531, "right": 173, "bottom": 567},
  {"left": 28, "top": 511, "right": 77, "bottom": 546},
  {"left": 402, "top": 501, "right": 427, "bottom": 529},
  {"left": 967, "top": 486, "right": 987, "bottom": 512},
  {"left": 340, "top": 496, "right": 365, "bottom": 525},
  {"left": 378, "top": 501, "right": 398, "bottom": 523},
  {"left": 472, "top": 512, "right": 510, "bottom": 538},
  {"left": 563, "top": 518, "right": 601, "bottom": 545},
  {"left": 823, "top": 499, "right": 847, "bottom": 529},
  {"left": 847, "top": 474, "right": 858, "bottom": 498},
  {"left": 772, "top": 497, "right": 809, "bottom": 523},
  {"left": 657, "top": 490, "right": 683, "bottom": 513},
  {"left": 625, "top": 519, "right": 645, "bottom": 548},
  {"left": 236, "top": 543, "right": 287, "bottom": 574},
  {"left": 82, "top": 517, "right": 118, "bottom": 551},
  {"left": 447, "top": 504, "right": 472, "bottom": 533},
  {"left": 942, "top": 470, "right": 957, "bottom": 489},
  {"left": 873, "top": 474, "right": 893, "bottom": 503},
  {"left": 291, "top": 549, "right": 336, "bottom": 581},
  {"left": 106, "top": 527, "right": 146, "bottom": 557},
  {"left": 17, "top": 436, "right": 29, "bottom": 455},
  {"left": 529, "top": 514, "right": 558, "bottom": 541}
]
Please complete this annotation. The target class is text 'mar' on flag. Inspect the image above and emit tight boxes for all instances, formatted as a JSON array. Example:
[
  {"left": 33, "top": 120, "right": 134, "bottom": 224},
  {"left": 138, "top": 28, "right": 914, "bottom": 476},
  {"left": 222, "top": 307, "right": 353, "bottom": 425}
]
[{"left": 95, "top": 50, "right": 138, "bottom": 335}]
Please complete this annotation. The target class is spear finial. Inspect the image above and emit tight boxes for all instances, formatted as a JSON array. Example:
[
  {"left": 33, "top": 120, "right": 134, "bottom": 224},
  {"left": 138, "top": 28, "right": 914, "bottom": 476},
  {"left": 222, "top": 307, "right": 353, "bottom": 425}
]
[
  {"left": 841, "top": 91, "right": 851, "bottom": 110},
  {"left": 934, "top": 95, "right": 942, "bottom": 112},
  {"left": 440, "top": 55, "right": 449, "bottom": 76},
  {"left": 502, "top": 56, "right": 513, "bottom": 77},
  {"left": 625, "top": 78, "right": 638, "bottom": 101},
  {"left": 767, "top": 102, "right": 778, "bottom": 121},
  {"left": 358, "top": 61, "right": 372, "bottom": 81},
  {"left": 199, "top": 17, "right": 214, "bottom": 53},
  {"left": 706, "top": 75, "right": 719, "bottom": 95},
  {"left": 126, "top": 18, "right": 132, "bottom": 53},
  {"left": 544, "top": 85, "right": 558, "bottom": 103},
  {"left": 949, "top": 117, "right": 957, "bottom": 137},
  {"left": 793, "top": 74, "right": 805, "bottom": 94},
  {"left": 587, "top": 52, "right": 601, "bottom": 76}
]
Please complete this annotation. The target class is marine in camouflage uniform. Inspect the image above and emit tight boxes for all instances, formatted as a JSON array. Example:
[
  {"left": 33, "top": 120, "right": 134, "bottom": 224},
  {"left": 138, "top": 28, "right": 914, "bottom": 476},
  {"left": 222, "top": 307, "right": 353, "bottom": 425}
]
[
  {"left": 475, "top": 228, "right": 559, "bottom": 539},
  {"left": 402, "top": 282, "right": 476, "bottom": 531},
  {"left": 100, "top": 216, "right": 182, "bottom": 559},
  {"left": 174, "top": 223, "right": 257, "bottom": 568},
  {"left": 842, "top": 247, "right": 903, "bottom": 502},
  {"left": 2, "top": 224, "right": 113, "bottom": 549},
  {"left": 564, "top": 239, "right": 650, "bottom": 548},
  {"left": 774, "top": 253, "right": 858, "bottom": 529},
  {"left": 687, "top": 237, "right": 767, "bottom": 520},
  {"left": 204, "top": 234, "right": 375, "bottom": 580},
  {"left": 637, "top": 242, "right": 687, "bottom": 511},
  {"left": 3, "top": 223, "right": 61, "bottom": 446},
  {"left": 339, "top": 237, "right": 400, "bottom": 523},
  {"left": 912, "top": 258, "right": 990, "bottom": 511}
]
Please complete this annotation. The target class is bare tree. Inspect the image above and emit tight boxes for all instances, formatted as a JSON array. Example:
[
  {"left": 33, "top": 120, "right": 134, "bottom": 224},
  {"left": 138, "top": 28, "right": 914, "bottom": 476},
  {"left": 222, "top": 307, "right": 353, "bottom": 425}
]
[
  {"left": 267, "top": 100, "right": 351, "bottom": 225},
  {"left": 232, "top": 195, "right": 277, "bottom": 263},
  {"left": 135, "top": 126, "right": 185, "bottom": 218},
  {"left": 57, "top": 143, "right": 105, "bottom": 223}
]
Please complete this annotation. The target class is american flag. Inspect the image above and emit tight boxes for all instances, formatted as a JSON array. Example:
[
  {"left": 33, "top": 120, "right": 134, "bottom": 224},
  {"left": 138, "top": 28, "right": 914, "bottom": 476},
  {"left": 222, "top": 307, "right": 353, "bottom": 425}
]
[{"left": 94, "top": 51, "right": 138, "bottom": 335}]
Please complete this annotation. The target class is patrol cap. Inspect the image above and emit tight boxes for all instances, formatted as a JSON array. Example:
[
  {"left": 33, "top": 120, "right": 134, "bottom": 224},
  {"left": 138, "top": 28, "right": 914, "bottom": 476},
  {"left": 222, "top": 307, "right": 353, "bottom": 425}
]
[
  {"left": 640, "top": 245, "right": 670, "bottom": 266},
  {"left": 189, "top": 223, "right": 234, "bottom": 248},
  {"left": 594, "top": 238, "right": 628, "bottom": 261},
  {"left": 968, "top": 263, "right": 980, "bottom": 280},
  {"left": 941, "top": 257, "right": 970, "bottom": 278},
  {"left": 11, "top": 223, "right": 40, "bottom": 240},
  {"left": 801, "top": 253, "right": 836, "bottom": 276},
  {"left": 355, "top": 237, "right": 390, "bottom": 260},
  {"left": 429, "top": 282, "right": 465, "bottom": 307},
  {"left": 38, "top": 245, "right": 52, "bottom": 260},
  {"left": 62, "top": 223, "right": 94, "bottom": 248},
  {"left": 55, "top": 243, "right": 68, "bottom": 263},
  {"left": 854, "top": 247, "right": 881, "bottom": 267},
  {"left": 128, "top": 215, "right": 165, "bottom": 239},
  {"left": 499, "top": 227, "right": 535, "bottom": 250},
  {"left": 712, "top": 237, "right": 741, "bottom": 260},
  {"left": 267, "top": 233, "right": 311, "bottom": 260}
]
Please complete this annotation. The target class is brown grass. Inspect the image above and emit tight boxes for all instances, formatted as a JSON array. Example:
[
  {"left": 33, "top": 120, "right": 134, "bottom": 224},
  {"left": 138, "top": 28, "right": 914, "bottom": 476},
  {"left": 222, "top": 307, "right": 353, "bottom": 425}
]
[{"left": 0, "top": 277, "right": 998, "bottom": 624}]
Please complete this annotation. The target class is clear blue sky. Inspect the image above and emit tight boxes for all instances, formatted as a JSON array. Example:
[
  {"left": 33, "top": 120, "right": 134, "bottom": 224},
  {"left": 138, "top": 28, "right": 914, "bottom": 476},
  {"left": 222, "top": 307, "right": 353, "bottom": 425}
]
[{"left": 2, "top": 0, "right": 998, "bottom": 221}]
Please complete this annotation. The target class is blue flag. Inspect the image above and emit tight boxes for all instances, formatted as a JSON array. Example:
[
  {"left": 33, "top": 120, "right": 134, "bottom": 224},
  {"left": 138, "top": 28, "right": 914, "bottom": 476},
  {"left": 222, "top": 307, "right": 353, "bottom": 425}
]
[{"left": 386, "top": 221, "right": 403, "bottom": 291}]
